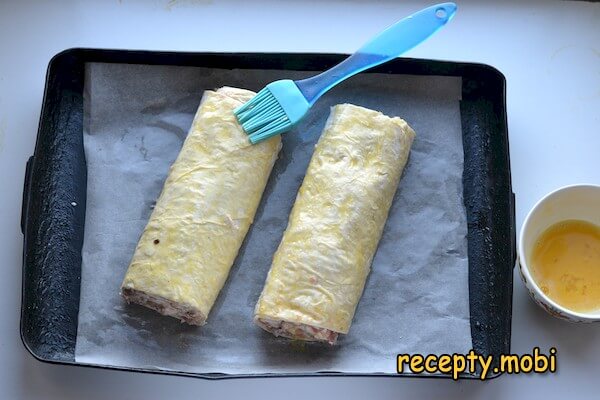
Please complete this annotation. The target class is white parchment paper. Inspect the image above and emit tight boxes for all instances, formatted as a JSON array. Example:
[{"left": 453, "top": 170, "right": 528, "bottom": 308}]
[{"left": 75, "top": 62, "right": 470, "bottom": 374}]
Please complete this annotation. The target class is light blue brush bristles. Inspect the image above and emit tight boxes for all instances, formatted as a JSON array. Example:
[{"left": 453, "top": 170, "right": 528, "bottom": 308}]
[
  {"left": 234, "top": 2, "right": 457, "bottom": 144},
  {"left": 235, "top": 80, "right": 309, "bottom": 144}
]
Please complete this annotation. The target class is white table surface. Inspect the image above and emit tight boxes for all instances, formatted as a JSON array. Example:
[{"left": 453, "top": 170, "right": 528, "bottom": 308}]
[{"left": 1, "top": 0, "right": 599, "bottom": 399}]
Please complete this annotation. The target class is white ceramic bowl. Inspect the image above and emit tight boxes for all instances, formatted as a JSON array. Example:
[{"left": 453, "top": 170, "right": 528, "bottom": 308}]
[{"left": 519, "top": 184, "right": 600, "bottom": 322}]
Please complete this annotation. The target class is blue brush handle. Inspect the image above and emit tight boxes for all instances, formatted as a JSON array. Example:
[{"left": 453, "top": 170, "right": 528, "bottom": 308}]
[{"left": 295, "top": 2, "right": 457, "bottom": 105}]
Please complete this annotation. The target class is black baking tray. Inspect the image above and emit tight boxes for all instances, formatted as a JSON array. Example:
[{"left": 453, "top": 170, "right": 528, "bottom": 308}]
[{"left": 20, "top": 48, "right": 515, "bottom": 379}]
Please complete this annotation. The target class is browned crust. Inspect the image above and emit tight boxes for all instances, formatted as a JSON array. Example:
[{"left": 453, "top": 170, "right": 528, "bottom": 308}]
[{"left": 121, "top": 287, "right": 206, "bottom": 325}]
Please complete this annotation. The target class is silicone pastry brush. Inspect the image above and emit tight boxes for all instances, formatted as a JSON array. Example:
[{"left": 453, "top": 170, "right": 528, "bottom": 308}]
[{"left": 234, "top": 2, "right": 457, "bottom": 144}]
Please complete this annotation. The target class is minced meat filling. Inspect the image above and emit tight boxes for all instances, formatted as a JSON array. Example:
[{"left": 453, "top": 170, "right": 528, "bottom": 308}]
[{"left": 257, "top": 318, "right": 338, "bottom": 345}]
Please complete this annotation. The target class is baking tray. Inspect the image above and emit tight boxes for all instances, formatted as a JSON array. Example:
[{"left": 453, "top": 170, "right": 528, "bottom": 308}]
[{"left": 20, "top": 48, "right": 515, "bottom": 379}]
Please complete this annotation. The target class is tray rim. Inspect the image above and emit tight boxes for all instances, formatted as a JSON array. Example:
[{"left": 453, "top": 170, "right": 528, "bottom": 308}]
[{"left": 20, "top": 47, "right": 513, "bottom": 380}]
